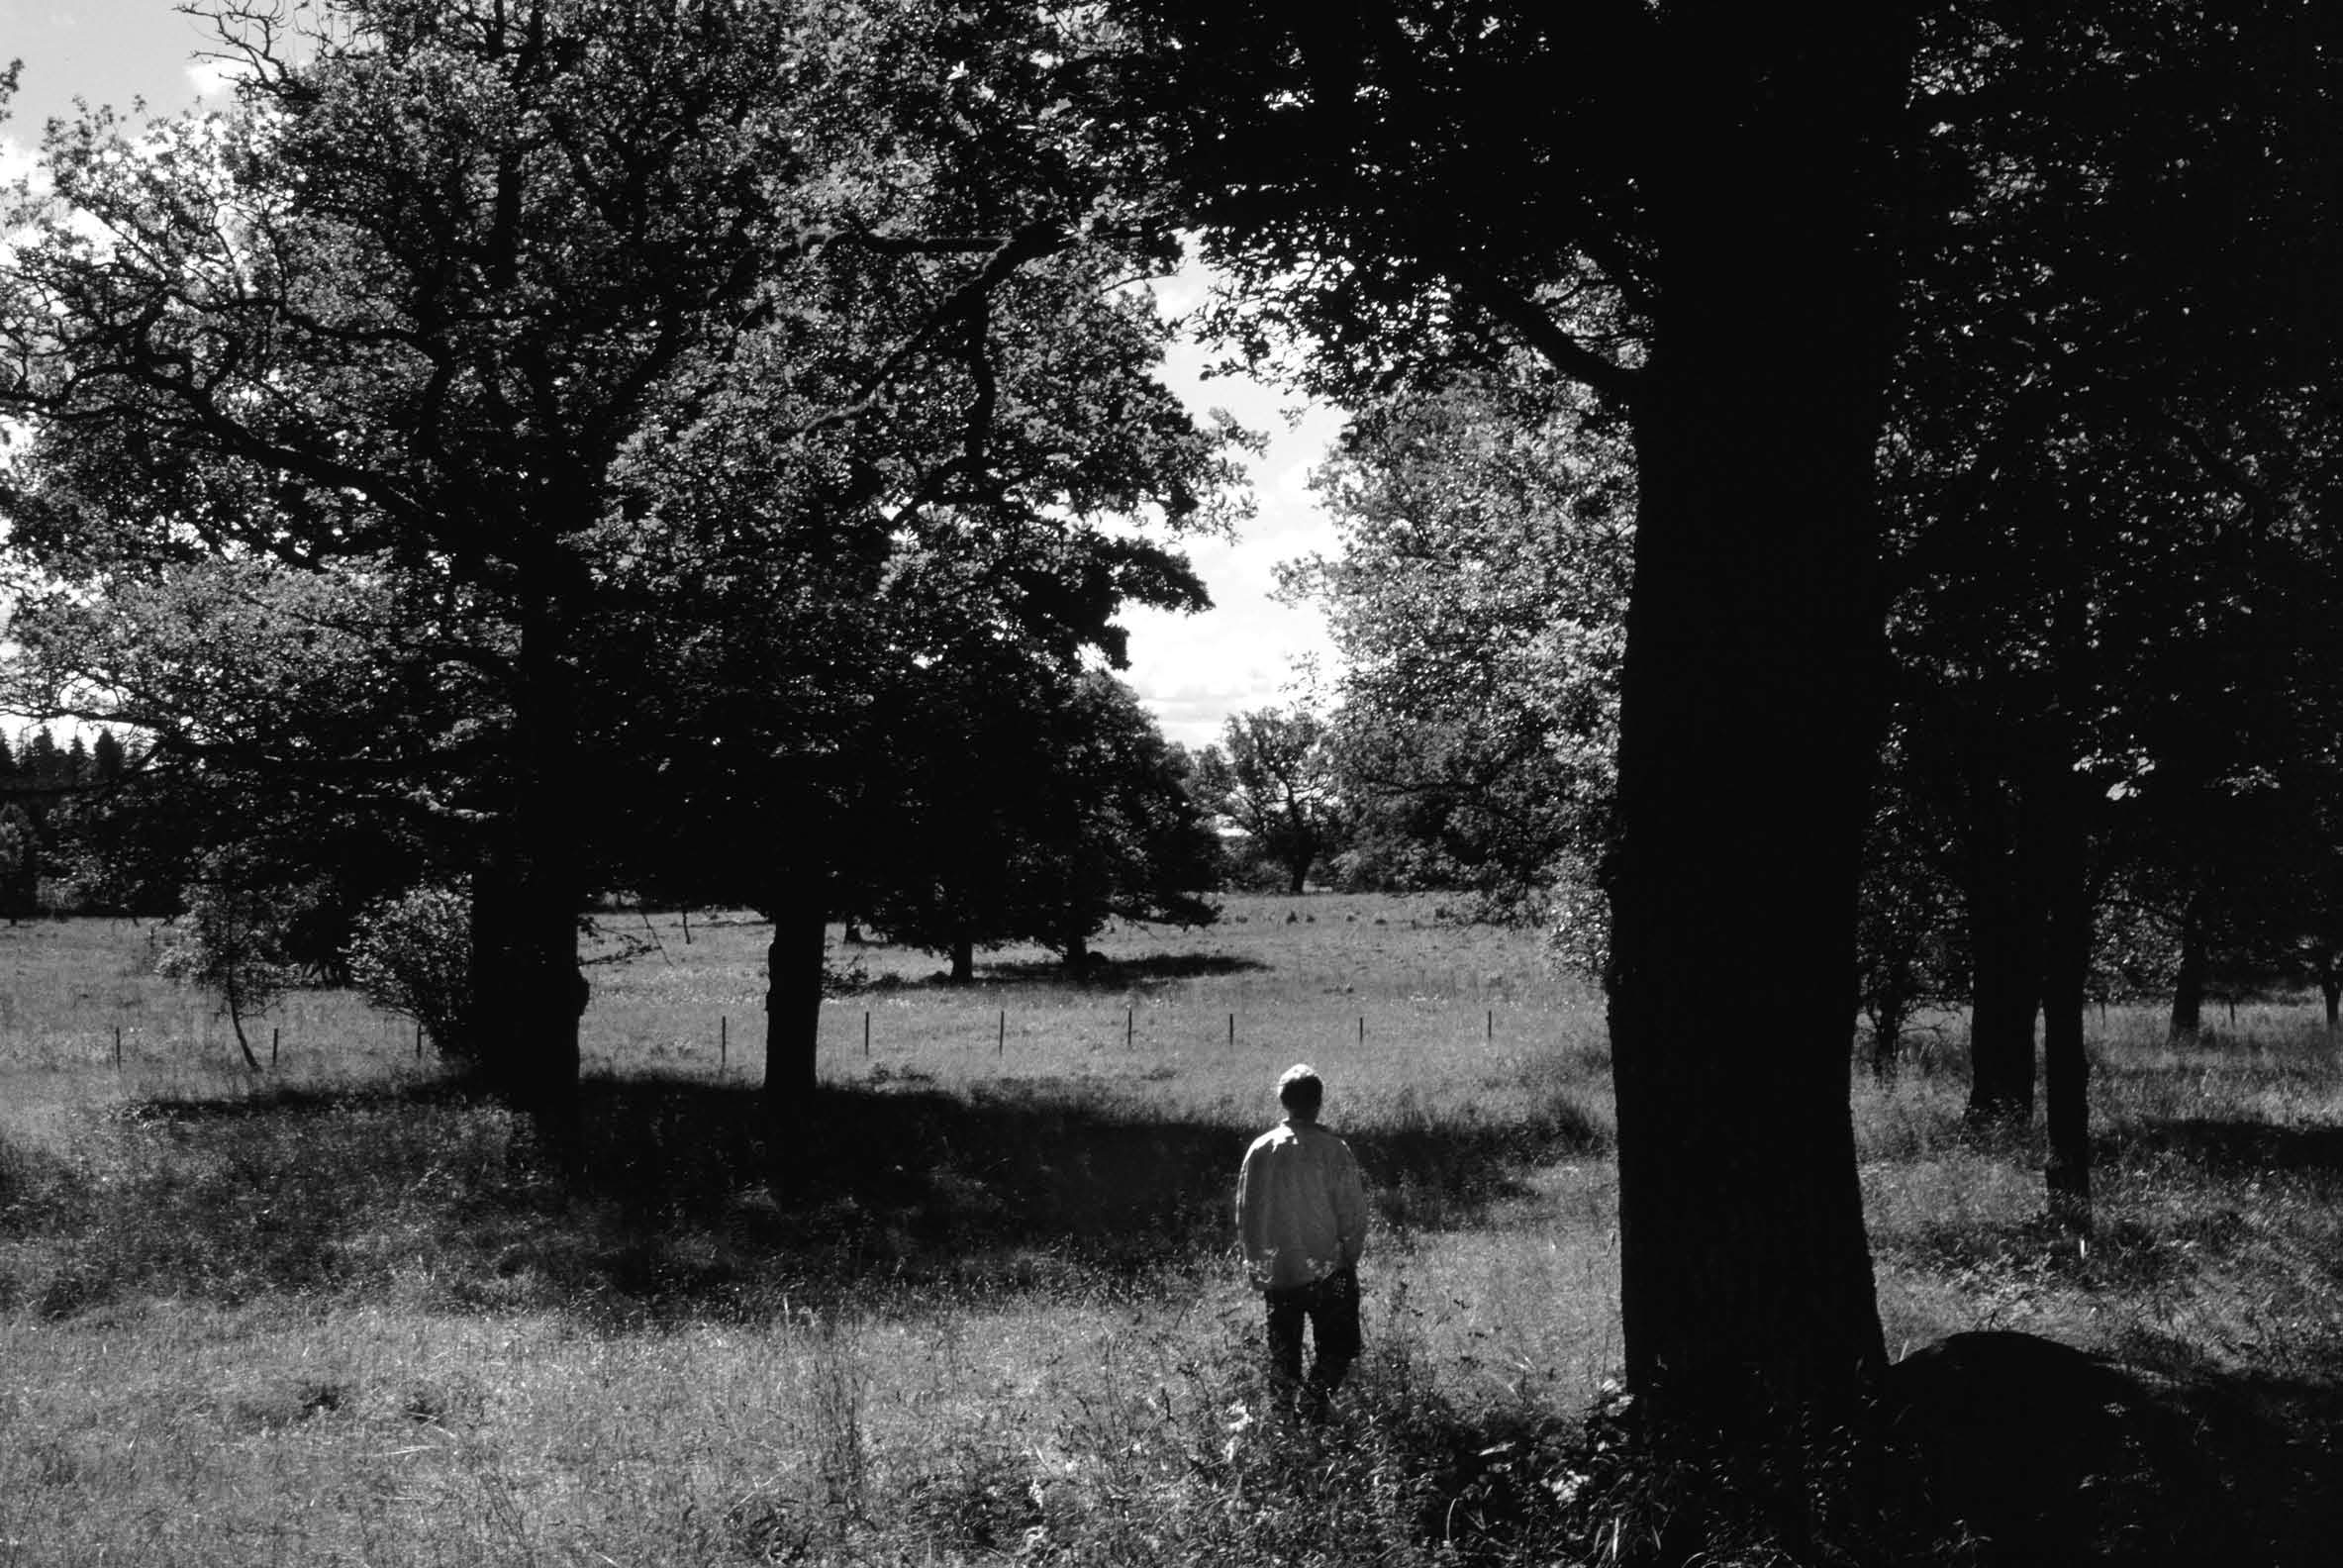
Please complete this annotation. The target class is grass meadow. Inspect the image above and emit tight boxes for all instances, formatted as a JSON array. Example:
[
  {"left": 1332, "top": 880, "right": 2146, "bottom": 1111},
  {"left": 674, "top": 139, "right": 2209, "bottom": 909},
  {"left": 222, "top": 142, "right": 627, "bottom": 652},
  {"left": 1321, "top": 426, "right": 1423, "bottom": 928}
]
[{"left": 3, "top": 893, "right": 2342, "bottom": 1564}]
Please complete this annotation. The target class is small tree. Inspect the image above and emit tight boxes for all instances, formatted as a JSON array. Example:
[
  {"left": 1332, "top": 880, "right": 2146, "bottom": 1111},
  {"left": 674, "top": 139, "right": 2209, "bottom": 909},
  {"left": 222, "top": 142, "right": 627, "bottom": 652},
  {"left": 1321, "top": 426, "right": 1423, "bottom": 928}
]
[
  {"left": 347, "top": 883, "right": 475, "bottom": 1065},
  {"left": 153, "top": 849, "right": 311, "bottom": 1069}
]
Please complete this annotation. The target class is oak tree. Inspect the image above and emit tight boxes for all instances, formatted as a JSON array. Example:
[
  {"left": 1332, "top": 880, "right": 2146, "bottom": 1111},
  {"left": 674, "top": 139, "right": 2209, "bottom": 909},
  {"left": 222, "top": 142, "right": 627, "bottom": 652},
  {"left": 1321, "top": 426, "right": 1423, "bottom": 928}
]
[
  {"left": 1191, "top": 706, "right": 1343, "bottom": 896},
  {"left": 1116, "top": 1, "right": 1913, "bottom": 1428}
]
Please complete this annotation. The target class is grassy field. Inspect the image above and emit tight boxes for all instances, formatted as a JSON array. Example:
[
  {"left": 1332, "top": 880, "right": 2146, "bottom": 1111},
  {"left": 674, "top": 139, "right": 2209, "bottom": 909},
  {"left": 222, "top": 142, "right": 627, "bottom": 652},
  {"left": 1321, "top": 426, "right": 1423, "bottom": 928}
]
[{"left": 3, "top": 893, "right": 2341, "bottom": 1564}]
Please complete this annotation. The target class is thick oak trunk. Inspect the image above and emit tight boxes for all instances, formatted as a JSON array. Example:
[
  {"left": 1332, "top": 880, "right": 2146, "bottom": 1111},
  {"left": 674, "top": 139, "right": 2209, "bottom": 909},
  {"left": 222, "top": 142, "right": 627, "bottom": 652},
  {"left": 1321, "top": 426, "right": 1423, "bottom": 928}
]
[
  {"left": 1605, "top": 11, "right": 1906, "bottom": 1427},
  {"left": 469, "top": 611, "right": 587, "bottom": 1172},
  {"left": 761, "top": 900, "right": 828, "bottom": 1126},
  {"left": 2169, "top": 895, "right": 2207, "bottom": 1040}
]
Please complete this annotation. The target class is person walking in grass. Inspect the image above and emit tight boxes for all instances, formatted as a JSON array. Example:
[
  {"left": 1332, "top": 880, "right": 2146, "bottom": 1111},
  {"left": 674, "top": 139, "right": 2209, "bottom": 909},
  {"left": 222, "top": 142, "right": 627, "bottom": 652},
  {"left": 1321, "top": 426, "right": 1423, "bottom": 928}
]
[{"left": 1236, "top": 1063, "right": 1370, "bottom": 1417}]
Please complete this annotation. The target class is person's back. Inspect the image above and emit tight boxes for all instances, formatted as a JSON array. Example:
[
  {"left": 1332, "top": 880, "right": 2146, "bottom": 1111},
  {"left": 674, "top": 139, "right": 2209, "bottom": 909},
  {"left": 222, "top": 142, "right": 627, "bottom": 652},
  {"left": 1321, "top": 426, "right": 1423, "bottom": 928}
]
[
  {"left": 1234, "top": 1064, "right": 1369, "bottom": 1415},
  {"left": 1237, "top": 1118, "right": 1366, "bottom": 1292}
]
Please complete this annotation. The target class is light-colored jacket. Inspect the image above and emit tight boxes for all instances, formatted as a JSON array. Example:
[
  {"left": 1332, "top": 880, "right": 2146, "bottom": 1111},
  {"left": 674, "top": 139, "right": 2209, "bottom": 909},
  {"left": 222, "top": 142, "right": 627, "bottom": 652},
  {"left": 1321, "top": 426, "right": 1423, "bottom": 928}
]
[{"left": 1236, "top": 1118, "right": 1369, "bottom": 1292}]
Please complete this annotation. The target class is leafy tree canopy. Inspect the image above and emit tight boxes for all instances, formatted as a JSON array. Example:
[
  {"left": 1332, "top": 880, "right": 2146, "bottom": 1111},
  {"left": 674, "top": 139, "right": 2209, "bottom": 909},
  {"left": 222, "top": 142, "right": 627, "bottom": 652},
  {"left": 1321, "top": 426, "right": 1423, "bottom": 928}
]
[{"left": 1286, "top": 364, "right": 1628, "bottom": 917}]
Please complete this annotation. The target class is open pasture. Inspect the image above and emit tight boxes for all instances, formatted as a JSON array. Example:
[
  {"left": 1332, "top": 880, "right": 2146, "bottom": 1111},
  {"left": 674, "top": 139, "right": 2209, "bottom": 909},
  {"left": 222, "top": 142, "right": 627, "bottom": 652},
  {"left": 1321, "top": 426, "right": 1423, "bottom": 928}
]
[{"left": 3, "top": 894, "right": 2342, "bottom": 1564}]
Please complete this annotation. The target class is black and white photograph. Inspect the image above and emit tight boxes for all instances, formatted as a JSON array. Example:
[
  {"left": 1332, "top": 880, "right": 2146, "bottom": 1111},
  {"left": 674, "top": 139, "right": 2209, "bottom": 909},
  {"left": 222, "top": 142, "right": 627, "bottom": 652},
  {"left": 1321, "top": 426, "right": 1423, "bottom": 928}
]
[{"left": 2, "top": 4, "right": 2339, "bottom": 1562}]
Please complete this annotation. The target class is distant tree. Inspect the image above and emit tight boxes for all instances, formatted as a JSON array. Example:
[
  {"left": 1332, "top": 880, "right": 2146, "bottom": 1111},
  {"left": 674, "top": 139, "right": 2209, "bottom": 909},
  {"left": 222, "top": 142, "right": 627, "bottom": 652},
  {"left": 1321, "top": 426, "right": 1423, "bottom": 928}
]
[
  {"left": 859, "top": 646, "right": 1076, "bottom": 984},
  {"left": 0, "top": 803, "right": 37, "bottom": 924},
  {"left": 19, "top": 729, "right": 64, "bottom": 786},
  {"left": 857, "top": 663, "right": 1218, "bottom": 980},
  {"left": 1193, "top": 708, "right": 1343, "bottom": 896},
  {"left": 89, "top": 729, "right": 125, "bottom": 784},
  {"left": 47, "top": 750, "right": 201, "bottom": 922},
  {"left": 1024, "top": 672, "right": 1220, "bottom": 966}
]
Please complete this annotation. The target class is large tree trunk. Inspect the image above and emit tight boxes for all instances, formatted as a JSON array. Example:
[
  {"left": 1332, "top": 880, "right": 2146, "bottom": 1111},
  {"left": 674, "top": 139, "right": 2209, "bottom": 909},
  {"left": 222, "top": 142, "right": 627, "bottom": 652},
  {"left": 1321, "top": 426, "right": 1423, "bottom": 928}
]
[
  {"left": 470, "top": 611, "right": 587, "bottom": 1172},
  {"left": 1963, "top": 849, "right": 2042, "bottom": 1130},
  {"left": 761, "top": 901, "right": 828, "bottom": 1125},
  {"left": 2169, "top": 893, "right": 2207, "bottom": 1040},
  {"left": 469, "top": 841, "right": 586, "bottom": 1164},
  {"left": 1604, "top": 10, "right": 1905, "bottom": 1430}
]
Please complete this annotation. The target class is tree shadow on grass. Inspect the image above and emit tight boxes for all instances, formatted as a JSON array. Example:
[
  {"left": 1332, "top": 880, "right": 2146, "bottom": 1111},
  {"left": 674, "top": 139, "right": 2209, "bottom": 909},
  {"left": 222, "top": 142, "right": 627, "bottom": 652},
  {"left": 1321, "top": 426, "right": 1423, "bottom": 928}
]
[
  {"left": 56, "top": 1071, "right": 1602, "bottom": 1326},
  {"left": 558, "top": 1074, "right": 1606, "bottom": 1319},
  {"left": 866, "top": 951, "right": 1271, "bottom": 992},
  {"left": 2116, "top": 1117, "right": 2343, "bottom": 1177}
]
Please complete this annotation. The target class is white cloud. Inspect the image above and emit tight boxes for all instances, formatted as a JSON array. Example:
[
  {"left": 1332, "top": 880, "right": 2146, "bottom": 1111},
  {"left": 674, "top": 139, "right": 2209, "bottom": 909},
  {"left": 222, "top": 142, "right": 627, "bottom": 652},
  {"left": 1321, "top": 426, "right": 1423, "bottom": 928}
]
[
  {"left": 185, "top": 54, "right": 253, "bottom": 103},
  {"left": 1124, "top": 264, "right": 1352, "bottom": 748},
  {"left": 0, "top": 135, "right": 38, "bottom": 186},
  {"left": 1119, "top": 487, "right": 1344, "bottom": 750},
  {"left": 1120, "top": 595, "right": 1336, "bottom": 751}
]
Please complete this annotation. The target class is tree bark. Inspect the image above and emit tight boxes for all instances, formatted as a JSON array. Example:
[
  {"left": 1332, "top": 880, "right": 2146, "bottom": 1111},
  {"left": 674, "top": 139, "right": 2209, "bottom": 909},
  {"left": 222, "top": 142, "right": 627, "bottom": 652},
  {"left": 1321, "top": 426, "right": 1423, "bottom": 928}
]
[
  {"left": 2169, "top": 894, "right": 2207, "bottom": 1040},
  {"left": 761, "top": 901, "right": 828, "bottom": 1122},
  {"left": 1603, "top": 8, "right": 1905, "bottom": 1428},
  {"left": 1964, "top": 862, "right": 2041, "bottom": 1130},
  {"left": 469, "top": 846, "right": 587, "bottom": 1165},
  {"left": 949, "top": 933, "right": 975, "bottom": 984},
  {"left": 226, "top": 990, "right": 263, "bottom": 1073},
  {"left": 1953, "top": 752, "right": 2041, "bottom": 1129},
  {"left": 469, "top": 608, "right": 588, "bottom": 1173}
]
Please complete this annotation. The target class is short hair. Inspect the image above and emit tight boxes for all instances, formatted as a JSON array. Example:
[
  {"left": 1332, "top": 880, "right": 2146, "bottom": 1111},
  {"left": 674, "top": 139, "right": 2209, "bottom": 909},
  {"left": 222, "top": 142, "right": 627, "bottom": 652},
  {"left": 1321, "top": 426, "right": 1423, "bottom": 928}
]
[{"left": 1277, "top": 1063, "right": 1324, "bottom": 1118}]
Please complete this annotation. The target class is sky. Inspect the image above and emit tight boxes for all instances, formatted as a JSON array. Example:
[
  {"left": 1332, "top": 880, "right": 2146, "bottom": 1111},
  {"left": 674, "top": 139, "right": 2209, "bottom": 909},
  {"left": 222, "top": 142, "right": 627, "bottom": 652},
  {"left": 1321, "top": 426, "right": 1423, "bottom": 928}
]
[{"left": 0, "top": 0, "right": 1345, "bottom": 752}]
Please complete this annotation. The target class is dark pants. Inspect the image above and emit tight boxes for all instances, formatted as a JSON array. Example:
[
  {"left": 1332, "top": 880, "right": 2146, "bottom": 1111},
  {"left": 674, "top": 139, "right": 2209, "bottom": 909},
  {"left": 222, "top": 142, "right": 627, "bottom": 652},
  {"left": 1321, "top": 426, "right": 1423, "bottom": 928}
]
[{"left": 1264, "top": 1265, "right": 1360, "bottom": 1410}]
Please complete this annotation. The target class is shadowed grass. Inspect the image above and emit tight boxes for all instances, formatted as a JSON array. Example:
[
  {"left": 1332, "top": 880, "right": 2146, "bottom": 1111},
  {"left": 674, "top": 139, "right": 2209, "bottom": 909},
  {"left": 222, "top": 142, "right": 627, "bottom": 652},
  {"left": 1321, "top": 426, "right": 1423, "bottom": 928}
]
[{"left": 0, "top": 1060, "right": 1609, "bottom": 1332}]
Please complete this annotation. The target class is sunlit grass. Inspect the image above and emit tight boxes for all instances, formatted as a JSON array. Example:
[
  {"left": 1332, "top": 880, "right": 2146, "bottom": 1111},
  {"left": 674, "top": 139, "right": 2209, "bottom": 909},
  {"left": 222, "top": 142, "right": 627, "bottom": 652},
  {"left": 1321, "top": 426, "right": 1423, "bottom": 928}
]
[{"left": 4, "top": 898, "right": 2341, "bottom": 1562}]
